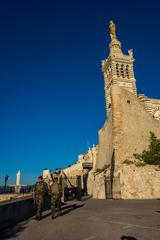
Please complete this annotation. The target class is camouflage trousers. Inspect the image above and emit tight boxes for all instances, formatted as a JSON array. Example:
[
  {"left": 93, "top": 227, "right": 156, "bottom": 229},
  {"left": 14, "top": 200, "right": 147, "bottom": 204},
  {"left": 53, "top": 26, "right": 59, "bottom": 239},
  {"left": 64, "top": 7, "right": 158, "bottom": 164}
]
[
  {"left": 51, "top": 195, "right": 61, "bottom": 217},
  {"left": 35, "top": 195, "right": 44, "bottom": 218}
]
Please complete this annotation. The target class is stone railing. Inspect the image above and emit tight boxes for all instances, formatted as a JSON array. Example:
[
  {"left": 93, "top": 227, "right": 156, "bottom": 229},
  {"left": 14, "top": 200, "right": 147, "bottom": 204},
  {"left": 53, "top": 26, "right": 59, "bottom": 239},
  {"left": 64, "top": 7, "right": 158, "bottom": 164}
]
[{"left": 0, "top": 196, "right": 51, "bottom": 231}]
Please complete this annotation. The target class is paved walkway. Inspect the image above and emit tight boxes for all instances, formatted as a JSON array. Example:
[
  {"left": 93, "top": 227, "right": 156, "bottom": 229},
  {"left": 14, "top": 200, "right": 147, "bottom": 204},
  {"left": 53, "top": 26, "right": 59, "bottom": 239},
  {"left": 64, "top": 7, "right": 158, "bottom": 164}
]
[{"left": 1, "top": 199, "right": 160, "bottom": 240}]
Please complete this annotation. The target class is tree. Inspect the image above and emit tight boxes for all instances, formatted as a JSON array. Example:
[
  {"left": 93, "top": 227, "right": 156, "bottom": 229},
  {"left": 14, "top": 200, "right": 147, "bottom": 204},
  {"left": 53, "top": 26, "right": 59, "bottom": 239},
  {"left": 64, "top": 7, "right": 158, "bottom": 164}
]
[{"left": 133, "top": 132, "right": 160, "bottom": 166}]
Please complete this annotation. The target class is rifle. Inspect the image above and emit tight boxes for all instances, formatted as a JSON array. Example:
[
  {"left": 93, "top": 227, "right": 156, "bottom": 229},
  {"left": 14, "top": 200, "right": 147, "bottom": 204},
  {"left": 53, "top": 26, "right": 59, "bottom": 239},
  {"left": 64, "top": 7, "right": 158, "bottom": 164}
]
[{"left": 61, "top": 170, "right": 74, "bottom": 188}]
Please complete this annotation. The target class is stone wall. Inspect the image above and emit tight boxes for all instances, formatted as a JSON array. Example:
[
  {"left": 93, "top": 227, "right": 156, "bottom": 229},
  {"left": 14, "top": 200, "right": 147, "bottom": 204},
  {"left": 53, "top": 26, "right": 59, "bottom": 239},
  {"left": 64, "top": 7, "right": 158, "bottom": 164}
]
[
  {"left": 89, "top": 86, "right": 160, "bottom": 199},
  {"left": 88, "top": 171, "right": 106, "bottom": 199},
  {"left": 0, "top": 196, "right": 51, "bottom": 230},
  {"left": 88, "top": 162, "right": 160, "bottom": 200},
  {"left": 119, "top": 165, "right": 160, "bottom": 199},
  {"left": 92, "top": 172, "right": 106, "bottom": 199},
  {"left": 63, "top": 86, "right": 160, "bottom": 200},
  {"left": 0, "top": 197, "right": 34, "bottom": 230},
  {"left": 87, "top": 170, "right": 94, "bottom": 196},
  {"left": 96, "top": 112, "right": 113, "bottom": 169},
  {"left": 112, "top": 86, "right": 160, "bottom": 167}
]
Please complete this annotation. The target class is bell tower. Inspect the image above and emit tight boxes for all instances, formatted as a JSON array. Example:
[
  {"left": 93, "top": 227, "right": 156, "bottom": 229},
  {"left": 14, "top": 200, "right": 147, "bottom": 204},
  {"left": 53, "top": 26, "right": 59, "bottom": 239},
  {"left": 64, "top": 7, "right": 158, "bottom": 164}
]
[{"left": 102, "top": 21, "right": 137, "bottom": 116}]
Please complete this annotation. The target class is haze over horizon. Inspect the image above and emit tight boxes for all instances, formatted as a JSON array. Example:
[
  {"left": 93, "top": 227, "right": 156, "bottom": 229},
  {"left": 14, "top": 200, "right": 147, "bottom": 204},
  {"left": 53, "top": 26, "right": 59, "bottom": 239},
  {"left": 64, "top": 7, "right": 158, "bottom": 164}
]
[{"left": 0, "top": 0, "right": 160, "bottom": 185}]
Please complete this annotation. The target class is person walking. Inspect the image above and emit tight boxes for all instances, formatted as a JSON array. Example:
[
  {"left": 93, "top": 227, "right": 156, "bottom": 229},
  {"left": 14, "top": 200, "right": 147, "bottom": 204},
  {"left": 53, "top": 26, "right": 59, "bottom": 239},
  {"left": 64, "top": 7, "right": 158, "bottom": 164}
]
[
  {"left": 50, "top": 172, "right": 62, "bottom": 219},
  {"left": 33, "top": 176, "right": 48, "bottom": 220}
]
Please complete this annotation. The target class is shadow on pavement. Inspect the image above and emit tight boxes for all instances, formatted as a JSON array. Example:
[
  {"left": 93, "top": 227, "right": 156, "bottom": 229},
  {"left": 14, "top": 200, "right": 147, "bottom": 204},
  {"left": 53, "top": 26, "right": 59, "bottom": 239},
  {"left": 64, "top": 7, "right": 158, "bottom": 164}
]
[
  {"left": 0, "top": 202, "right": 85, "bottom": 239},
  {"left": 41, "top": 203, "right": 85, "bottom": 219},
  {"left": 0, "top": 219, "right": 29, "bottom": 240},
  {"left": 61, "top": 203, "right": 85, "bottom": 216},
  {"left": 121, "top": 236, "right": 138, "bottom": 240}
]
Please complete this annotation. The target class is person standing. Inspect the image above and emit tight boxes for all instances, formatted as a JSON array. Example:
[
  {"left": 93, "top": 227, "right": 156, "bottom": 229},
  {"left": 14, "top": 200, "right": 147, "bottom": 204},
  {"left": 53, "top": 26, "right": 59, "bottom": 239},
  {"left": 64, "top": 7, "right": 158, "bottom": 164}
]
[
  {"left": 50, "top": 172, "right": 62, "bottom": 219},
  {"left": 33, "top": 176, "right": 48, "bottom": 220}
]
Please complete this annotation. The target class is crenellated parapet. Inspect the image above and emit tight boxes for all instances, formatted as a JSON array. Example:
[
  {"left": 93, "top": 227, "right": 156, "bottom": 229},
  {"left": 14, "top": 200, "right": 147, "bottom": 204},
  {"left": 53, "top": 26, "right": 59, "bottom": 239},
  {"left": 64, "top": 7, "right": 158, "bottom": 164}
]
[{"left": 138, "top": 94, "right": 160, "bottom": 120}]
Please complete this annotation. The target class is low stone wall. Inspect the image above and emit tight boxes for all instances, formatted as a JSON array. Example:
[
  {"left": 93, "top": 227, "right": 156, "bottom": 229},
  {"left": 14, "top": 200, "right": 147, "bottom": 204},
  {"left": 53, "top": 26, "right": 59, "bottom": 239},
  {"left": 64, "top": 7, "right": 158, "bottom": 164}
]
[
  {"left": 0, "top": 193, "right": 32, "bottom": 202},
  {"left": 87, "top": 164, "right": 160, "bottom": 200},
  {"left": 0, "top": 196, "right": 51, "bottom": 230},
  {"left": 119, "top": 165, "right": 160, "bottom": 199},
  {"left": 0, "top": 196, "right": 34, "bottom": 230}
]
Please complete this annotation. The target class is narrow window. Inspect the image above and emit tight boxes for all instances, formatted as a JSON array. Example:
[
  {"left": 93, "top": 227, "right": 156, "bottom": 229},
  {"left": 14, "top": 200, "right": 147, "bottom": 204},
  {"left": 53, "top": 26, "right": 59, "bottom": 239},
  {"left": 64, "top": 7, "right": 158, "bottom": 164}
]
[
  {"left": 116, "top": 63, "right": 120, "bottom": 77},
  {"left": 126, "top": 65, "right": 129, "bottom": 78},
  {"left": 120, "top": 64, "right": 124, "bottom": 78}
]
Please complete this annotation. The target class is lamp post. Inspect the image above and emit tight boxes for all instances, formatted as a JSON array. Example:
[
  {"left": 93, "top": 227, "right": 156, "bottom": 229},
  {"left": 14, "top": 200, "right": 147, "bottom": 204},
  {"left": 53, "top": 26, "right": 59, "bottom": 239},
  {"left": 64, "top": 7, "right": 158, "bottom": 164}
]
[{"left": 4, "top": 175, "right": 9, "bottom": 193}]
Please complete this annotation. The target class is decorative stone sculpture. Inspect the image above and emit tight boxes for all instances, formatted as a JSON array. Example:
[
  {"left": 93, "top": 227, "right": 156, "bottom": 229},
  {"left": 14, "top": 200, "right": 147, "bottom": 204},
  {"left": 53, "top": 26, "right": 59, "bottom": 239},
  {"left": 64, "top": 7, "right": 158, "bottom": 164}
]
[
  {"left": 128, "top": 49, "right": 133, "bottom": 57},
  {"left": 15, "top": 170, "right": 21, "bottom": 193}
]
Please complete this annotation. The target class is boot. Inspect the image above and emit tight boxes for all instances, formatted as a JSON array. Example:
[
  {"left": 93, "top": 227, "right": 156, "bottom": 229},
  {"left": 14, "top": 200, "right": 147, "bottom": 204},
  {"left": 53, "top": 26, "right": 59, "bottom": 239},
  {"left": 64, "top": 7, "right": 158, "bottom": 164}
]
[{"left": 58, "top": 209, "right": 61, "bottom": 217}]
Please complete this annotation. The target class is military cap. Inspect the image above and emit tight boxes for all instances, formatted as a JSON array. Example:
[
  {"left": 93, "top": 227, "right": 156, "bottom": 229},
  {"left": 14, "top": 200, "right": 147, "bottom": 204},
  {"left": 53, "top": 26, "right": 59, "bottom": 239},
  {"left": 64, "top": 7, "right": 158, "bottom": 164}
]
[{"left": 38, "top": 176, "right": 43, "bottom": 180}]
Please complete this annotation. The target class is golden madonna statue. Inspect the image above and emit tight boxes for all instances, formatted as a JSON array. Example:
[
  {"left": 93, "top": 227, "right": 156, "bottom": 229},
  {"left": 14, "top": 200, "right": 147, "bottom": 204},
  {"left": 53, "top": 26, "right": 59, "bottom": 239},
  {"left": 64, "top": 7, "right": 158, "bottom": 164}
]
[{"left": 109, "top": 20, "right": 117, "bottom": 40}]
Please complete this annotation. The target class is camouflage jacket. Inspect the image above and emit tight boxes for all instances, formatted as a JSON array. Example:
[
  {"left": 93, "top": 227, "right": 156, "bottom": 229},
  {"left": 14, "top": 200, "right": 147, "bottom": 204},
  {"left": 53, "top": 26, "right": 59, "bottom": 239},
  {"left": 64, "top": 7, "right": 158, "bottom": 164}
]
[
  {"left": 34, "top": 180, "right": 48, "bottom": 197},
  {"left": 50, "top": 180, "right": 62, "bottom": 197}
]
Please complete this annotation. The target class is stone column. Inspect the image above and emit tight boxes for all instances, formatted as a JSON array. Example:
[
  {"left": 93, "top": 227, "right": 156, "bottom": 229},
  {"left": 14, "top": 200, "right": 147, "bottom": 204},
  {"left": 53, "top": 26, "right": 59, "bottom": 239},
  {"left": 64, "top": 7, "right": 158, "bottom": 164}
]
[{"left": 15, "top": 170, "right": 21, "bottom": 193}]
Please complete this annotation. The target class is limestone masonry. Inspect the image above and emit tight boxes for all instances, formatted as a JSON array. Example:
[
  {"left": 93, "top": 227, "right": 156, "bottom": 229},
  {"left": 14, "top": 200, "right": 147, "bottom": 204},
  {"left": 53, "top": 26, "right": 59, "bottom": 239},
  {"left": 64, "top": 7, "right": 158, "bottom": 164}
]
[{"left": 64, "top": 21, "right": 160, "bottom": 199}]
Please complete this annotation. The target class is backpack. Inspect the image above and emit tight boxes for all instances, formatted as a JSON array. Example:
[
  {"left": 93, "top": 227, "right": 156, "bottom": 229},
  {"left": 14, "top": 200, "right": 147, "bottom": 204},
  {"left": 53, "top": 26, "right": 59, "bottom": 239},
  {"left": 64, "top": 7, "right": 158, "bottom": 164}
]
[{"left": 50, "top": 179, "right": 62, "bottom": 197}]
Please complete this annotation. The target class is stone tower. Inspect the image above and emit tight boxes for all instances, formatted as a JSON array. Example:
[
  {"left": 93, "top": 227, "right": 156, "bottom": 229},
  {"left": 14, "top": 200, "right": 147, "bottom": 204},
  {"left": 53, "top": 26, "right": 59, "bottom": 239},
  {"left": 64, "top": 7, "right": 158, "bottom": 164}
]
[
  {"left": 102, "top": 20, "right": 137, "bottom": 116},
  {"left": 64, "top": 21, "right": 160, "bottom": 200},
  {"left": 93, "top": 21, "right": 160, "bottom": 199}
]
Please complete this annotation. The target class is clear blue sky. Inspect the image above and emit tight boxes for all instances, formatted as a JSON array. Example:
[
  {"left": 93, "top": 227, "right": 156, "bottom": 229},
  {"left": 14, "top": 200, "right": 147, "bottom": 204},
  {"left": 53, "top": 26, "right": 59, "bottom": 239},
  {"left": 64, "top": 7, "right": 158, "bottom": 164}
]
[{"left": 0, "top": 0, "right": 160, "bottom": 185}]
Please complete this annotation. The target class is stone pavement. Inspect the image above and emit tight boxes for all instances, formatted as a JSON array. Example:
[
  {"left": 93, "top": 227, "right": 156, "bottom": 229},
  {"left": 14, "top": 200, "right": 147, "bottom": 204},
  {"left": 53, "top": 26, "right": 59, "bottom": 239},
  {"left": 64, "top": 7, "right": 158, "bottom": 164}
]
[{"left": 1, "top": 199, "right": 160, "bottom": 240}]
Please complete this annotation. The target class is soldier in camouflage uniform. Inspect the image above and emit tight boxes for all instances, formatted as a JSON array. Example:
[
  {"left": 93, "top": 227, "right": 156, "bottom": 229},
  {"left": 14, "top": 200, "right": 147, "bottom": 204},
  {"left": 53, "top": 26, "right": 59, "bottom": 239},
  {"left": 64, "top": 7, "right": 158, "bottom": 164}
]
[
  {"left": 33, "top": 176, "right": 48, "bottom": 220},
  {"left": 50, "top": 173, "right": 62, "bottom": 219}
]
